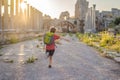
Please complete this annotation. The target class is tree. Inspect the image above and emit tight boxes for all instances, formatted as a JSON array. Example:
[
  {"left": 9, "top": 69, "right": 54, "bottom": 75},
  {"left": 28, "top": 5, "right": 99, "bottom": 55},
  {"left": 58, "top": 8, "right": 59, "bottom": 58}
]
[
  {"left": 109, "top": 21, "right": 115, "bottom": 28},
  {"left": 114, "top": 17, "right": 120, "bottom": 25},
  {"left": 79, "top": 20, "right": 84, "bottom": 33}
]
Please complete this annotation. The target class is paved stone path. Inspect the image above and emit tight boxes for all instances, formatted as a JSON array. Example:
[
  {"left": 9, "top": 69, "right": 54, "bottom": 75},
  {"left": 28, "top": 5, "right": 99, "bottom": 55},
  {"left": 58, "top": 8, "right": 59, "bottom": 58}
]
[{"left": 0, "top": 35, "right": 120, "bottom": 80}]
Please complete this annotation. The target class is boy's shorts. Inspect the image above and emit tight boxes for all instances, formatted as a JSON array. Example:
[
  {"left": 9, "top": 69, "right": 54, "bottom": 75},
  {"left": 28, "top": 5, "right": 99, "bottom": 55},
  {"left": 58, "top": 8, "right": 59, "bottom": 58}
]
[{"left": 46, "top": 50, "right": 55, "bottom": 56}]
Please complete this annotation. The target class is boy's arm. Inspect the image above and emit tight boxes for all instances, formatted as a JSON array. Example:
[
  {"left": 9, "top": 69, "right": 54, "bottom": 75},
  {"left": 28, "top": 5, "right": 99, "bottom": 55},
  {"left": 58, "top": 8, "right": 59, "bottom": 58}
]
[
  {"left": 60, "top": 37, "right": 70, "bottom": 42},
  {"left": 54, "top": 34, "right": 70, "bottom": 42}
]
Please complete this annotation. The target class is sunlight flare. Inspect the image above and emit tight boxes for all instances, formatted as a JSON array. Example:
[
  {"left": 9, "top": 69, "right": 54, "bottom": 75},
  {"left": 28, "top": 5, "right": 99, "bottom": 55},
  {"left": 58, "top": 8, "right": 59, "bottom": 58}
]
[{"left": 20, "top": 2, "right": 27, "bottom": 12}]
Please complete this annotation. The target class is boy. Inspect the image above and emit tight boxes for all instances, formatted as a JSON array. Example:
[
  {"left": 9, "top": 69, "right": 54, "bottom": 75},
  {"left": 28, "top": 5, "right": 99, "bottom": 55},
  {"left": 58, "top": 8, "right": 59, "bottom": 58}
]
[{"left": 44, "top": 27, "right": 68, "bottom": 68}]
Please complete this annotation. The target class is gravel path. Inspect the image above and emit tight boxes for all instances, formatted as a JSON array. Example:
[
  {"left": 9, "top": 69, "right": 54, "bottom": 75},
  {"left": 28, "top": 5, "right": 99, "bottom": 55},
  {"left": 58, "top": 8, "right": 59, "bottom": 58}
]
[{"left": 0, "top": 35, "right": 120, "bottom": 80}]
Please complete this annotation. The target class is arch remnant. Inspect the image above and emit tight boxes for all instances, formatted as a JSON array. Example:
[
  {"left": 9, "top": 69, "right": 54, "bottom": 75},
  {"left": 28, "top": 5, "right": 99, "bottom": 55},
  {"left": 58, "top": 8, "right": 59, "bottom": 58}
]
[
  {"left": 59, "top": 11, "right": 70, "bottom": 20},
  {"left": 56, "top": 21, "right": 77, "bottom": 33}
]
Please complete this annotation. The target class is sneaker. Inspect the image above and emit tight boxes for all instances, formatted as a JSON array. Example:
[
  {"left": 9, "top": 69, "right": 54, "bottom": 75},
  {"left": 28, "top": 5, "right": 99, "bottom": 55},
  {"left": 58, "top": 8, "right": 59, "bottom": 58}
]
[{"left": 48, "top": 65, "right": 52, "bottom": 68}]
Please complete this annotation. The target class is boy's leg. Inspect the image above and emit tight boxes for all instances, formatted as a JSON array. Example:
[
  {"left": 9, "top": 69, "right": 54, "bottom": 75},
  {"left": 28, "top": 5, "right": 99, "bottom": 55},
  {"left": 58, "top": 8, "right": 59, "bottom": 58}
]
[
  {"left": 49, "top": 56, "right": 52, "bottom": 68},
  {"left": 48, "top": 50, "right": 55, "bottom": 68}
]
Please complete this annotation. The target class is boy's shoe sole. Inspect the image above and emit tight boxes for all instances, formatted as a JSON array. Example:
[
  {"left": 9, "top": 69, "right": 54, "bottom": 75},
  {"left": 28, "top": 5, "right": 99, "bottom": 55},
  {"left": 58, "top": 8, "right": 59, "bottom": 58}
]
[{"left": 48, "top": 65, "right": 52, "bottom": 68}]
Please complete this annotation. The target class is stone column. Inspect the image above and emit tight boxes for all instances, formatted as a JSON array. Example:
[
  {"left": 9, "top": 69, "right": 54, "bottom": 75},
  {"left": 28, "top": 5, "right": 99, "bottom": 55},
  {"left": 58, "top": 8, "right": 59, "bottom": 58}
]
[
  {"left": 33, "top": 8, "right": 36, "bottom": 31},
  {"left": 23, "top": 2, "right": 27, "bottom": 32},
  {"left": 20, "top": 0, "right": 23, "bottom": 14},
  {"left": 28, "top": 5, "right": 32, "bottom": 31},
  {"left": 35, "top": 9, "right": 38, "bottom": 32},
  {"left": 10, "top": 0, "right": 14, "bottom": 30},
  {"left": 3, "top": 0, "right": 9, "bottom": 31},
  {"left": 39, "top": 11, "right": 43, "bottom": 32},
  {"left": 0, "top": 0, "right": 2, "bottom": 41},
  {"left": 35, "top": 10, "right": 38, "bottom": 31},
  {"left": 0, "top": 0, "right": 2, "bottom": 31},
  {"left": 37, "top": 11, "right": 40, "bottom": 31},
  {"left": 93, "top": 4, "right": 96, "bottom": 32},
  {"left": 20, "top": 0, "right": 23, "bottom": 32},
  {"left": 14, "top": 0, "right": 19, "bottom": 31},
  {"left": 16, "top": 0, "right": 19, "bottom": 15},
  {"left": 40, "top": 11, "right": 43, "bottom": 32},
  {"left": 90, "top": 7, "right": 92, "bottom": 30},
  {"left": 30, "top": 6, "right": 34, "bottom": 36},
  {"left": 36, "top": 10, "right": 40, "bottom": 31},
  {"left": 38, "top": 11, "right": 42, "bottom": 32},
  {"left": 29, "top": 6, "right": 33, "bottom": 31},
  {"left": 26, "top": 4, "right": 29, "bottom": 32},
  {"left": 33, "top": 8, "right": 35, "bottom": 31},
  {"left": 31, "top": 7, "right": 34, "bottom": 31},
  {"left": 84, "top": 7, "right": 93, "bottom": 33}
]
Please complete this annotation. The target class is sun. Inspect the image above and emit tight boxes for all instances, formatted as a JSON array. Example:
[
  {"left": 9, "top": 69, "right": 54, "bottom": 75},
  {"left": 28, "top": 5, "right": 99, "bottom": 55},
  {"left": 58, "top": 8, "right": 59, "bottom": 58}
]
[{"left": 20, "top": 1, "right": 27, "bottom": 12}]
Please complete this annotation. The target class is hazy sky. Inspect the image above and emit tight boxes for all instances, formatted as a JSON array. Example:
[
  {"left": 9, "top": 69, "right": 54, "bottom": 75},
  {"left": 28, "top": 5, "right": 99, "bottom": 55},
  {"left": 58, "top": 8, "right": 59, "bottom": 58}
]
[{"left": 27, "top": 0, "right": 120, "bottom": 19}]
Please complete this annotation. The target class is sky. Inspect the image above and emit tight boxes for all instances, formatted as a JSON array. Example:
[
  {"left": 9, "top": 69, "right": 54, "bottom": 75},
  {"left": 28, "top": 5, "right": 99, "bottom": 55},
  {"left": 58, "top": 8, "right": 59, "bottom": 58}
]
[{"left": 27, "top": 0, "right": 120, "bottom": 19}]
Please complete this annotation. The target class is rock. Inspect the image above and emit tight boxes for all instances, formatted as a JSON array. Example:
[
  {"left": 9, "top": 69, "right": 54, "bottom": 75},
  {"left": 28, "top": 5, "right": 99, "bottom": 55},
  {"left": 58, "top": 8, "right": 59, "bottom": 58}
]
[
  {"left": 3, "top": 58, "right": 14, "bottom": 63},
  {"left": 115, "top": 53, "right": 120, "bottom": 57},
  {"left": 0, "top": 54, "right": 3, "bottom": 56},
  {"left": 106, "top": 51, "right": 117, "bottom": 54},
  {"left": 114, "top": 57, "right": 120, "bottom": 63}
]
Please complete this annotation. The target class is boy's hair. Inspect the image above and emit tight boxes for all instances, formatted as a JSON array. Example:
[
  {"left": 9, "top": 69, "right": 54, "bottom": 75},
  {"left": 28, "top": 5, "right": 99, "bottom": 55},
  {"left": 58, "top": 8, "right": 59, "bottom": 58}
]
[{"left": 50, "top": 28, "right": 56, "bottom": 33}]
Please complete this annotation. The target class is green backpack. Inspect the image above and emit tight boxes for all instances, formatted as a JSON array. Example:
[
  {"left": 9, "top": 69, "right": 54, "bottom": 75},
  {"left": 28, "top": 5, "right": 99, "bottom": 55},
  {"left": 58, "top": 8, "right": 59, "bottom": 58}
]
[{"left": 43, "top": 32, "right": 54, "bottom": 45}]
